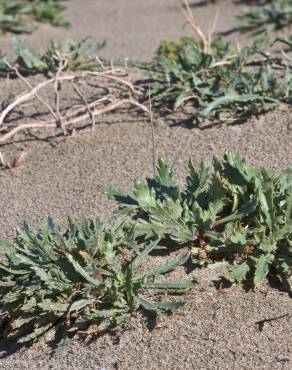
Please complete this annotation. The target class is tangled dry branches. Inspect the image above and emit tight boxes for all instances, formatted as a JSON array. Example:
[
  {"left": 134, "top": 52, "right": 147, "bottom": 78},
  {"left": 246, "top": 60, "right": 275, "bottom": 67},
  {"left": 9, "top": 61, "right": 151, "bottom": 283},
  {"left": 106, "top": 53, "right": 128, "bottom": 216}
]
[{"left": 0, "top": 55, "right": 149, "bottom": 145}]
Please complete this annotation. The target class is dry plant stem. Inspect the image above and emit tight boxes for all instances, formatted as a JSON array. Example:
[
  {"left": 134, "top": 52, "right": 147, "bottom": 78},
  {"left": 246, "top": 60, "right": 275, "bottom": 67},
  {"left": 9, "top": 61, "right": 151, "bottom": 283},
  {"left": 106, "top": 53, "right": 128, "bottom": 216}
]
[
  {"left": 71, "top": 81, "right": 96, "bottom": 130},
  {"left": 95, "top": 57, "right": 142, "bottom": 95},
  {"left": 54, "top": 54, "right": 68, "bottom": 134},
  {"left": 0, "top": 63, "right": 149, "bottom": 144},
  {"left": 180, "top": 0, "right": 209, "bottom": 52},
  {"left": 208, "top": 9, "right": 219, "bottom": 48},
  {"left": 98, "top": 74, "right": 143, "bottom": 95},
  {"left": 0, "top": 123, "right": 56, "bottom": 143},
  {"left": 0, "top": 75, "right": 76, "bottom": 125},
  {"left": 64, "top": 95, "right": 112, "bottom": 120},
  {"left": 0, "top": 99, "right": 149, "bottom": 143},
  {"left": 148, "top": 87, "right": 156, "bottom": 177},
  {"left": 0, "top": 151, "right": 6, "bottom": 167},
  {"left": 95, "top": 56, "right": 106, "bottom": 70},
  {"left": 0, "top": 68, "right": 134, "bottom": 125},
  {"left": 0, "top": 95, "right": 110, "bottom": 132},
  {"left": 3, "top": 60, "right": 59, "bottom": 123}
]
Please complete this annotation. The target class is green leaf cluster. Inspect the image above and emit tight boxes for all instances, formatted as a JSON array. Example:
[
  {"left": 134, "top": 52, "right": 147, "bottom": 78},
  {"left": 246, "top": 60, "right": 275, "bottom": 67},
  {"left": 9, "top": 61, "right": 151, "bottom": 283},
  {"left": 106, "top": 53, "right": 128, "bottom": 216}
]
[
  {"left": 237, "top": 0, "right": 292, "bottom": 33},
  {"left": 0, "top": 217, "right": 192, "bottom": 345},
  {"left": 0, "top": 0, "right": 70, "bottom": 34},
  {"left": 140, "top": 34, "right": 292, "bottom": 125},
  {"left": 103, "top": 150, "right": 292, "bottom": 290},
  {"left": 0, "top": 36, "right": 107, "bottom": 75}
]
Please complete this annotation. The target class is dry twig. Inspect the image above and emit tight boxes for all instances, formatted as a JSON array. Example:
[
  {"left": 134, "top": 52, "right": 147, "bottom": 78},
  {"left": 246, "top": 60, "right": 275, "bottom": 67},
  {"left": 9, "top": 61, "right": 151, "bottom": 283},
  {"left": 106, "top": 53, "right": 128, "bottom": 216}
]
[
  {"left": 180, "top": 0, "right": 220, "bottom": 53},
  {"left": 71, "top": 80, "right": 96, "bottom": 130},
  {"left": 3, "top": 59, "right": 59, "bottom": 123},
  {"left": 180, "top": 0, "right": 209, "bottom": 52},
  {"left": 53, "top": 52, "right": 68, "bottom": 134},
  {"left": 148, "top": 87, "right": 156, "bottom": 176},
  {"left": 0, "top": 64, "right": 150, "bottom": 144}
]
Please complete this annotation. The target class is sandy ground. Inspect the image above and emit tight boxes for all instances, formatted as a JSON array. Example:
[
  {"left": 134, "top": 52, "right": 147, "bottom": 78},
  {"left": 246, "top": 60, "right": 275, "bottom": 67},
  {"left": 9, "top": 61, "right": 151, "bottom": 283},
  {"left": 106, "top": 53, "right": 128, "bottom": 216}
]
[
  {"left": 0, "top": 1, "right": 291, "bottom": 369},
  {"left": 0, "top": 0, "right": 250, "bottom": 61}
]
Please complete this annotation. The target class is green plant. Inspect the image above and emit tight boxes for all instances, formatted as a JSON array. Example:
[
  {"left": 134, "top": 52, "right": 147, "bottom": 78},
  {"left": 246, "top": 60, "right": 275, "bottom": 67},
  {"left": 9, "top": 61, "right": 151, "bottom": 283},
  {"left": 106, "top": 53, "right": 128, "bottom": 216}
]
[
  {"left": 0, "top": 217, "right": 192, "bottom": 345},
  {"left": 139, "top": 34, "right": 292, "bottom": 125},
  {"left": 0, "top": 0, "right": 70, "bottom": 34},
  {"left": 0, "top": 36, "right": 107, "bottom": 75},
  {"left": 237, "top": 0, "right": 292, "bottom": 34},
  {"left": 102, "top": 151, "right": 292, "bottom": 290}
]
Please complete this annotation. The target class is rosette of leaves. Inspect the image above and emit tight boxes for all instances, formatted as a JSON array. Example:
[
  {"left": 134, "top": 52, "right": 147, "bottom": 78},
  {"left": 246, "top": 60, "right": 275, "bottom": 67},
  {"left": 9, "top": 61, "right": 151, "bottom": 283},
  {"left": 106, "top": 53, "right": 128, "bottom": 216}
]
[
  {"left": 237, "top": 0, "right": 292, "bottom": 34},
  {"left": 140, "top": 34, "right": 292, "bottom": 125},
  {"left": 0, "top": 0, "right": 70, "bottom": 34},
  {"left": 0, "top": 36, "right": 107, "bottom": 76},
  {"left": 0, "top": 216, "right": 192, "bottom": 345},
  {"left": 102, "top": 151, "right": 292, "bottom": 290}
]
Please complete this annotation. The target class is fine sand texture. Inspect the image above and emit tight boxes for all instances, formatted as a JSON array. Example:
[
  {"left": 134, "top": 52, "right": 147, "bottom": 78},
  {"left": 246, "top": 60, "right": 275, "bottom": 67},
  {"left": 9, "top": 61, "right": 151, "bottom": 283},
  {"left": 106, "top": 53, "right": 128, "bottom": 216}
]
[{"left": 0, "top": 1, "right": 291, "bottom": 369}]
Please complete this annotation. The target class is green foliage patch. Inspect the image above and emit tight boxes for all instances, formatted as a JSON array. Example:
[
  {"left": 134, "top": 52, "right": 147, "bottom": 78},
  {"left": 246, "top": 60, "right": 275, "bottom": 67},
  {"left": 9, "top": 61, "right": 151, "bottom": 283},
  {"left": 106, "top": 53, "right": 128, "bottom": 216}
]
[
  {"left": 0, "top": 36, "right": 107, "bottom": 75},
  {"left": 237, "top": 0, "right": 292, "bottom": 34},
  {"left": 0, "top": 0, "right": 70, "bottom": 34},
  {"left": 0, "top": 217, "right": 192, "bottom": 345},
  {"left": 139, "top": 34, "right": 292, "bottom": 125},
  {"left": 102, "top": 151, "right": 292, "bottom": 290},
  {"left": 0, "top": 151, "right": 291, "bottom": 347}
]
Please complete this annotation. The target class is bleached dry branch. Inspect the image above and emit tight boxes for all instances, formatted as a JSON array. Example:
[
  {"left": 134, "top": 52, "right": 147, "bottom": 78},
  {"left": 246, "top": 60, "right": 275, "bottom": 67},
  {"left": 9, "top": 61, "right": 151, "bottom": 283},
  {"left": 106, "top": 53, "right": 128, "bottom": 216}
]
[{"left": 0, "top": 59, "right": 149, "bottom": 144}]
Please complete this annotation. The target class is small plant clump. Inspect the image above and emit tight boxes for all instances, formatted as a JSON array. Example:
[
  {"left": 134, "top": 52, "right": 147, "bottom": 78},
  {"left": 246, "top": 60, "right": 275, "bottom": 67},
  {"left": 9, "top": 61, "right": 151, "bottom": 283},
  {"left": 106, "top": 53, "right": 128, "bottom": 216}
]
[
  {"left": 237, "top": 0, "right": 292, "bottom": 34},
  {"left": 0, "top": 151, "right": 291, "bottom": 347},
  {"left": 0, "top": 217, "right": 192, "bottom": 345},
  {"left": 0, "top": 0, "right": 70, "bottom": 34},
  {"left": 102, "top": 150, "right": 292, "bottom": 290},
  {"left": 0, "top": 36, "right": 107, "bottom": 76},
  {"left": 140, "top": 34, "right": 292, "bottom": 125}
]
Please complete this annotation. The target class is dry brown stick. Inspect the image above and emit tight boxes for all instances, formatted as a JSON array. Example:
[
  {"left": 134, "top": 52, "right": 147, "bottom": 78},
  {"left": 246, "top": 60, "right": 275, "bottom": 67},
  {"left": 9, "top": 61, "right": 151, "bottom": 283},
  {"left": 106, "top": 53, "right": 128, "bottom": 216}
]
[
  {"left": 0, "top": 122, "right": 56, "bottom": 143},
  {"left": 53, "top": 53, "right": 68, "bottom": 134},
  {"left": 208, "top": 9, "right": 219, "bottom": 49},
  {"left": 0, "top": 75, "right": 77, "bottom": 125},
  {"left": 3, "top": 59, "right": 59, "bottom": 123},
  {"left": 0, "top": 99, "right": 149, "bottom": 143},
  {"left": 71, "top": 80, "right": 96, "bottom": 130},
  {"left": 61, "top": 95, "right": 149, "bottom": 124},
  {"left": 1, "top": 95, "right": 112, "bottom": 131},
  {"left": 63, "top": 95, "right": 112, "bottom": 119},
  {"left": 0, "top": 69, "right": 141, "bottom": 125},
  {"left": 84, "top": 70, "right": 139, "bottom": 88},
  {"left": 66, "top": 98, "right": 149, "bottom": 125},
  {"left": 180, "top": 0, "right": 209, "bottom": 52},
  {"left": 95, "top": 56, "right": 107, "bottom": 70},
  {"left": 0, "top": 95, "right": 112, "bottom": 134},
  {"left": 97, "top": 74, "right": 143, "bottom": 95}
]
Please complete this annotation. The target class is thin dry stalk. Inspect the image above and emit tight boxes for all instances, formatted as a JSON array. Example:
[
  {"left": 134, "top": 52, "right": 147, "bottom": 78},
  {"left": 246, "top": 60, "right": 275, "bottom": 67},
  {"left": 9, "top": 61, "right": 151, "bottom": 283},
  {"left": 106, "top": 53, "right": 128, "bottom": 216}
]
[
  {"left": 3, "top": 59, "right": 59, "bottom": 123},
  {"left": 180, "top": 0, "right": 209, "bottom": 52},
  {"left": 95, "top": 56, "right": 107, "bottom": 70},
  {"left": 54, "top": 53, "right": 68, "bottom": 134},
  {"left": 208, "top": 9, "right": 219, "bottom": 49},
  {"left": 0, "top": 69, "right": 135, "bottom": 125},
  {"left": 148, "top": 86, "right": 156, "bottom": 177},
  {"left": 0, "top": 99, "right": 148, "bottom": 143},
  {"left": 71, "top": 80, "right": 96, "bottom": 130},
  {"left": 148, "top": 87, "right": 156, "bottom": 176},
  {"left": 0, "top": 75, "right": 75, "bottom": 125},
  {"left": 63, "top": 95, "right": 112, "bottom": 119}
]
